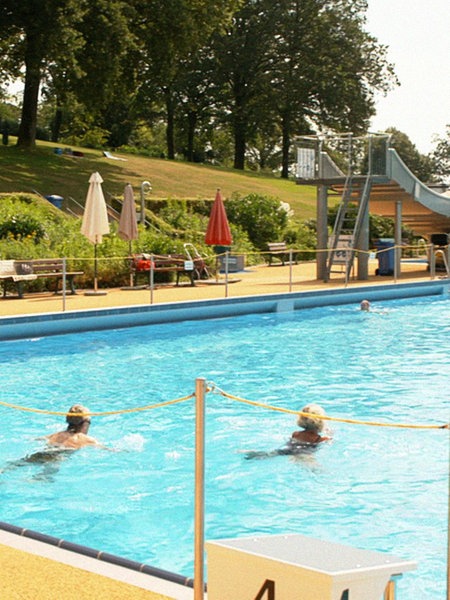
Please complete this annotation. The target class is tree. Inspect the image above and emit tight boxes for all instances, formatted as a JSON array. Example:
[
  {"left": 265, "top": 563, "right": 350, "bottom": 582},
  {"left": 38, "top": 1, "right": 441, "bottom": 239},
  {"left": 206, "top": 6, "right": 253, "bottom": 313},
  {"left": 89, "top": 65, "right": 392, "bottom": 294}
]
[
  {"left": 431, "top": 125, "right": 450, "bottom": 182},
  {"left": 211, "top": 0, "right": 280, "bottom": 170},
  {"left": 0, "top": 0, "right": 135, "bottom": 149},
  {"left": 263, "top": 0, "right": 398, "bottom": 177},
  {"left": 174, "top": 49, "right": 218, "bottom": 162},
  {"left": 0, "top": 0, "right": 88, "bottom": 148},
  {"left": 386, "top": 127, "right": 435, "bottom": 183},
  {"left": 134, "top": 0, "right": 240, "bottom": 160},
  {"left": 210, "top": 0, "right": 397, "bottom": 173}
]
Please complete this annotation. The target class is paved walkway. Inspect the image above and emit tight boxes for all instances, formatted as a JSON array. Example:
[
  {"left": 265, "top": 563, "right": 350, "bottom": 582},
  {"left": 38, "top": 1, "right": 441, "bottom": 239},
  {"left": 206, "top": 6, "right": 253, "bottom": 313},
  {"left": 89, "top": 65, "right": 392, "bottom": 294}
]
[{"left": 0, "top": 260, "right": 432, "bottom": 318}]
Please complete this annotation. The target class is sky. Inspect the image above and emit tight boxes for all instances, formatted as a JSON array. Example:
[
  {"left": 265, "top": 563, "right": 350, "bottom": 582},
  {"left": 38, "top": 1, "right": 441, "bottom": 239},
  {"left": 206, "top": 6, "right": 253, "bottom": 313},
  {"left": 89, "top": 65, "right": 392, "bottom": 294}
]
[{"left": 365, "top": 0, "right": 450, "bottom": 154}]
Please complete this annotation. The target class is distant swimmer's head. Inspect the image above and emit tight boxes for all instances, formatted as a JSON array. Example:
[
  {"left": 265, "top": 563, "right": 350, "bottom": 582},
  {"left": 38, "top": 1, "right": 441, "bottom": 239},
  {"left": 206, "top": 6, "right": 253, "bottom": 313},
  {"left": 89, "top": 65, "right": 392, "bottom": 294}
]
[
  {"left": 66, "top": 404, "right": 91, "bottom": 432},
  {"left": 360, "top": 299, "right": 370, "bottom": 311},
  {"left": 297, "top": 404, "right": 326, "bottom": 433}
]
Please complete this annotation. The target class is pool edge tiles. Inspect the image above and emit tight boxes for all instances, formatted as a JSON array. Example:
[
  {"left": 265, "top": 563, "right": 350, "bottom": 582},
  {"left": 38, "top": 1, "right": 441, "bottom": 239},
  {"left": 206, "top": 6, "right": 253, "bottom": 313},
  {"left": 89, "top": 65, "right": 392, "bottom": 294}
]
[
  {"left": 0, "top": 527, "right": 194, "bottom": 600},
  {"left": 0, "top": 279, "right": 449, "bottom": 341}
]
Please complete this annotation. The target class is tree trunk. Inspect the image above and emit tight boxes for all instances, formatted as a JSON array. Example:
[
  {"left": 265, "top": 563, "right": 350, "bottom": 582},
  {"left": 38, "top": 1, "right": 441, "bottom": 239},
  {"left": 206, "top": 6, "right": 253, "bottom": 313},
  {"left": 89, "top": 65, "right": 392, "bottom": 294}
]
[
  {"left": 17, "top": 36, "right": 43, "bottom": 149},
  {"left": 51, "top": 106, "right": 63, "bottom": 143},
  {"left": 165, "top": 89, "right": 175, "bottom": 160},
  {"left": 233, "top": 116, "right": 246, "bottom": 170},
  {"left": 187, "top": 110, "right": 197, "bottom": 162}
]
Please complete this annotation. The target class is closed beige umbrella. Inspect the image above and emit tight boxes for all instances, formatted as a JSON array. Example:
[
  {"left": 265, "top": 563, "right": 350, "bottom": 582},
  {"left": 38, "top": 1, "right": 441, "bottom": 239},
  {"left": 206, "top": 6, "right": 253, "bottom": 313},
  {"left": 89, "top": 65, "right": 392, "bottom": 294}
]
[
  {"left": 118, "top": 183, "right": 138, "bottom": 242},
  {"left": 119, "top": 183, "right": 139, "bottom": 287},
  {"left": 81, "top": 172, "right": 110, "bottom": 295}
]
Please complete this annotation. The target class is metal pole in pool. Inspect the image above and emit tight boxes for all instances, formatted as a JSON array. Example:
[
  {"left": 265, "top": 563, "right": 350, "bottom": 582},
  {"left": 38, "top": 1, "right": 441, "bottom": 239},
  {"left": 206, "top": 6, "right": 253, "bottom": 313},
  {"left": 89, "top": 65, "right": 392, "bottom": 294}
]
[{"left": 194, "top": 377, "right": 206, "bottom": 599}]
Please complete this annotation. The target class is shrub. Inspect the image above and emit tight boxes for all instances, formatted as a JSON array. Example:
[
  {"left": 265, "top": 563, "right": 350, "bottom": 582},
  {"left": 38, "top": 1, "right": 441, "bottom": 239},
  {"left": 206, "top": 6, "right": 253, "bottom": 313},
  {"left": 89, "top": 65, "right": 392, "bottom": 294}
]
[
  {"left": 284, "top": 221, "right": 317, "bottom": 260},
  {"left": 226, "top": 193, "right": 289, "bottom": 250},
  {"left": 0, "top": 214, "right": 46, "bottom": 243}
]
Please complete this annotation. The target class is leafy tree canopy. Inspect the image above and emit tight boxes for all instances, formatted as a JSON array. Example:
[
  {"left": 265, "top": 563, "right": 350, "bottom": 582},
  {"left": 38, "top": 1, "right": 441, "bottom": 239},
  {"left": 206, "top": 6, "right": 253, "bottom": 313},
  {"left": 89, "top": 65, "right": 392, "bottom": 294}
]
[
  {"left": 386, "top": 127, "right": 435, "bottom": 183},
  {"left": 431, "top": 125, "right": 450, "bottom": 182}
]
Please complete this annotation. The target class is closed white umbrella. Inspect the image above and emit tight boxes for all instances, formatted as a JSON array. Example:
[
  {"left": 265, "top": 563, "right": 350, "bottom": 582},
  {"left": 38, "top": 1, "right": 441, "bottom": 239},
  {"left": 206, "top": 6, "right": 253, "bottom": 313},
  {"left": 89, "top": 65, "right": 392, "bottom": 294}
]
[
  {"left": 118, "top": 183, "right": 139, "bottom": 287},
  {"left": 81, "top": 172, "right": 110, "bottom": 295},
  {"left": 118, "top": 183, "right": 138, "bottom": 242}
]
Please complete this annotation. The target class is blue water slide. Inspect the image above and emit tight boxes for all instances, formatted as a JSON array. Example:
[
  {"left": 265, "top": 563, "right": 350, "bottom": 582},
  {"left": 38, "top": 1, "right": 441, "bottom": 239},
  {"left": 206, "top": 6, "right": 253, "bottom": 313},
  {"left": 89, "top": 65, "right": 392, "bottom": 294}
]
[{"left": 387, "top": 149, "right": 450, "bottom": 217}]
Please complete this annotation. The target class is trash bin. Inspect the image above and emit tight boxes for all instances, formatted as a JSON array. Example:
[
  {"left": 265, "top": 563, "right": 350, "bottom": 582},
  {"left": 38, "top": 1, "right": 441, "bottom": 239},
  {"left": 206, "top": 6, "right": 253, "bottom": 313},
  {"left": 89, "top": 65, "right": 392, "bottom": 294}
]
[
  {"left": 218, "top": 254, "right": 245, "bottom": 273},
  {"left": 375, "top": 238, "right": 395, "bottom": 275},
  {"left": 45, "top": 195, "right": 64, "bottom": 210}
]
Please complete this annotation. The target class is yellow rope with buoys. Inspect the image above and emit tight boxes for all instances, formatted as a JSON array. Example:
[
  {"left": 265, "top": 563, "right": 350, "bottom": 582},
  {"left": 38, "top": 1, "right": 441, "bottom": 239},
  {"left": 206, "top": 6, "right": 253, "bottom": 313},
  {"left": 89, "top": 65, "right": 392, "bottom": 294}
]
[
  {"left": 211, "top": 387, "right": 449, "bottom": 430},
  {"left": 0, "top": 394, "right": 194, "bottom": 418},
  {"left": 0, "top": 386, "right": 447, "bottom": 430}
]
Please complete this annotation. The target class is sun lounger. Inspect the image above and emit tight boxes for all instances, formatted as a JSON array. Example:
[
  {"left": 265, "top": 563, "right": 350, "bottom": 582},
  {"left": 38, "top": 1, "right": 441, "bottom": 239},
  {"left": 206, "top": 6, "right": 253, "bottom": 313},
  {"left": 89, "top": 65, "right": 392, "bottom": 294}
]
[{"left": 102, "top": 151, "right": 127, "bottom": 161}]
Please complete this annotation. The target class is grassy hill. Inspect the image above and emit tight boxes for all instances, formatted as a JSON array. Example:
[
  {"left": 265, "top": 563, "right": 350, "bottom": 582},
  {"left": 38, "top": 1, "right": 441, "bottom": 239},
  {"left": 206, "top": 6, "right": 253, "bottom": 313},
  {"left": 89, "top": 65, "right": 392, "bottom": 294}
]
[{"left": 0, "top": 138, "right": 318, "bottom": 219}]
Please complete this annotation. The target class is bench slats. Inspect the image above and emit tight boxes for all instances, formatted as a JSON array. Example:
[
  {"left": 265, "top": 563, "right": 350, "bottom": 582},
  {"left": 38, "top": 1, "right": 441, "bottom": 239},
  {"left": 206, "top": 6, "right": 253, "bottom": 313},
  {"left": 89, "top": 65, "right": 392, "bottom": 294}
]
[
  {"left": 266, "top": 242, "right": 296, "bottom": 266},
  {"left": 132, "top": 254, "right": 196, "bottom": 287},
  {"left": 1, "top": 259, "right": 83, "bottom": 298}
]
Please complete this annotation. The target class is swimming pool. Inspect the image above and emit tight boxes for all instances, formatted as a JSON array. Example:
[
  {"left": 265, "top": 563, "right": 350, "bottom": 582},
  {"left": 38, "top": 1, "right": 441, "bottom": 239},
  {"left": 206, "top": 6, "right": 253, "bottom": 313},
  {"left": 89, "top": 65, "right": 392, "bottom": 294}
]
[{"left": 0, "top": 294, "right": 448, "bottom": 599}]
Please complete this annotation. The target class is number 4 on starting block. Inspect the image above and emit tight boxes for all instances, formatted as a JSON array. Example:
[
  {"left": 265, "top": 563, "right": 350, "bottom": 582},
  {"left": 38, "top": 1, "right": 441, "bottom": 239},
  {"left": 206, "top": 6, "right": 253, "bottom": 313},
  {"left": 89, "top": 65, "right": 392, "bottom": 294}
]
[{"left": 254, "top": 579, "right": 275, "bottom": 600}]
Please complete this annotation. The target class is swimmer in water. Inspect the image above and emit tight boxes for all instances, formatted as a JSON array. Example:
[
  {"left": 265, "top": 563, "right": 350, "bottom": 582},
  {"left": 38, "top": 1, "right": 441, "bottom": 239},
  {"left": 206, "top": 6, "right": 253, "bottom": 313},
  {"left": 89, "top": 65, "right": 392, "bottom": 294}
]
[
  {"left": 1, "top": 405, "right": 104, "bottom": 480},
  {"left": 360, "top": 299, "right": 370, "bottom": 312},
  {"left": 244, "top": 403, "right": 332, "bottom": 460},
  {"left": 45, "top": 404, "right": 102, "bottom": 449},
  {"left": 288, "top": 403, "right": 332, "bottom": 447}
]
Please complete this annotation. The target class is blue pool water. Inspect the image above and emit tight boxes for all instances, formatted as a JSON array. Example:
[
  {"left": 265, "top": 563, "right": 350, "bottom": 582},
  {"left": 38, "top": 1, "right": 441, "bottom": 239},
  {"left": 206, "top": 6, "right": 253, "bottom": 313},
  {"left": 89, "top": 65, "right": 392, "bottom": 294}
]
[{"left": 0, "top": 295, "right": 448, "bottom": 598}]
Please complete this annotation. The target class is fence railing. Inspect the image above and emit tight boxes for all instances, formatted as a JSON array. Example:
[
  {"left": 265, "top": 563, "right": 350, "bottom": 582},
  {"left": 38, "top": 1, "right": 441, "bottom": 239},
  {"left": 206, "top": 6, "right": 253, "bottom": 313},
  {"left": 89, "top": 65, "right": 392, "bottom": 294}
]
[{"left": 1, "top": 243, "right": 448, "bottom": 313}]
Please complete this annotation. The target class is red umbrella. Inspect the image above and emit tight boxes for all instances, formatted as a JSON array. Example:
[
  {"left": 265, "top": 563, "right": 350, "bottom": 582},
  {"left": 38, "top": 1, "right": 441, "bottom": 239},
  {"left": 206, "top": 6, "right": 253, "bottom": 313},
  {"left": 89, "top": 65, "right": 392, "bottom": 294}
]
[{"left": 205, "top": 189, "right": 232, "bottom": 247}]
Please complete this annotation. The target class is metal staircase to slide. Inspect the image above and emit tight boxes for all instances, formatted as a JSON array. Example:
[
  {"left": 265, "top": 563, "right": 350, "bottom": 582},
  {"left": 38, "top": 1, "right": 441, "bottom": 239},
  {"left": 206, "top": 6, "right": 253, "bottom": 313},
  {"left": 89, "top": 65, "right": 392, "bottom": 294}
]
[{"left": 325, "top": 172, "right": 373, "bottom": 281}]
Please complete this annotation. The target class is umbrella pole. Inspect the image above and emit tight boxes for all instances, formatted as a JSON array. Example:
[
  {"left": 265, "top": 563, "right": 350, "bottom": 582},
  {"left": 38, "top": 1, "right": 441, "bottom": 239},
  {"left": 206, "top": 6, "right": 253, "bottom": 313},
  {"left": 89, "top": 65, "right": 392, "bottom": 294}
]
[
  {"left": 94, "top": 242, "right": 98, "bottom": 294},
  {"left": 85, "top": 240, "right": 107, "bottom": 296},
  {"left": 215, "top": 253, "right": 219, "bottom": 283},
  {"left": 129, "top": 241, "right": 133, "bottom": 288},
  {"left": 225, "top": 251, "right": 229, "bottom": 298}
]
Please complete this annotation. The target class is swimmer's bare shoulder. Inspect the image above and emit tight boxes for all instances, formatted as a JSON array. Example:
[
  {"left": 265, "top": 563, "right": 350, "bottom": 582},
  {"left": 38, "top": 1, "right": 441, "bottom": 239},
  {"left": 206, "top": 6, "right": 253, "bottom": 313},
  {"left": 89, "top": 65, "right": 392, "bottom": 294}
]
[{"left": 46, "top": 431, "right": 103, "bottom": 449}]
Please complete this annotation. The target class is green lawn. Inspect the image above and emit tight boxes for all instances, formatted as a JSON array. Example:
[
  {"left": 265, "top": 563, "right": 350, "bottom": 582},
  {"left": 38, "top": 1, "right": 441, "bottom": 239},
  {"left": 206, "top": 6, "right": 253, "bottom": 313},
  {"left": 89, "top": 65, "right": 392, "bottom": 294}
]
[{"left": 0, "top": 138, "right": 318, "bottom": 219}]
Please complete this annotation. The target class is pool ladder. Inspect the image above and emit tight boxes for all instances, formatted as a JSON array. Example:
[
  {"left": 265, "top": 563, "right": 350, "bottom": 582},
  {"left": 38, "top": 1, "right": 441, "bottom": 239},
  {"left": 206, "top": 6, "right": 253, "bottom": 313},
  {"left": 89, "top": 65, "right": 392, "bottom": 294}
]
[{"left": 430, "top": 247, "right": 450, "bottom": 277}]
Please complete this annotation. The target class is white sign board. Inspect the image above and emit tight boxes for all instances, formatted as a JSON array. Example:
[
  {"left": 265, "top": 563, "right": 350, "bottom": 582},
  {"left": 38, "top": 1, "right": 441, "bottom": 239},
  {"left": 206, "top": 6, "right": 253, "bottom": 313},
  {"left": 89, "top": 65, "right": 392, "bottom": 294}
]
[{"left": 296, "top": 148, "right": 316, "bottom": 179}]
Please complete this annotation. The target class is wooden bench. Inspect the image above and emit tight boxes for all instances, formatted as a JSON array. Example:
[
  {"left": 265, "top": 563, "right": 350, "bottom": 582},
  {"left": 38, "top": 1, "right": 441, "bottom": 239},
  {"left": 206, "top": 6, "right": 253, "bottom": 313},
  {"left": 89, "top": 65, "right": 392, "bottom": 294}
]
[
  {"left": 132, "top": 254, "right": 196, "bottom": 287},
  {"left": 2, "top": 259, "right": 83, "bottom": 298},
  {"left": 0, "top": 260, "right": 38, "bottom": 298},
  {"left": 266, "top": 242, "right": 296, "bottom": 266}
]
